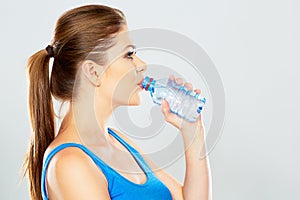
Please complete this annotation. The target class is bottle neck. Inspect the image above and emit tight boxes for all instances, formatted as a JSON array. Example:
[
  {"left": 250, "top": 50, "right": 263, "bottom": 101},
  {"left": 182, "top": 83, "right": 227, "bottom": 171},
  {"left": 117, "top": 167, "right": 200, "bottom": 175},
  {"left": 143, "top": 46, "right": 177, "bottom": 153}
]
[{"left": 141, "top": 76, "right": 156, "bottom": 92}]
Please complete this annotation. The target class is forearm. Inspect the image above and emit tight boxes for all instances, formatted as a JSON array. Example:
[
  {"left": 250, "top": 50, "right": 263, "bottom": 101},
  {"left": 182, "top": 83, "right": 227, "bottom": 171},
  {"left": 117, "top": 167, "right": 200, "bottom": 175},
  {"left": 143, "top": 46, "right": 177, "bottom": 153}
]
[{"left": 182, "top": 128, "right": 212, "bottom": 200}]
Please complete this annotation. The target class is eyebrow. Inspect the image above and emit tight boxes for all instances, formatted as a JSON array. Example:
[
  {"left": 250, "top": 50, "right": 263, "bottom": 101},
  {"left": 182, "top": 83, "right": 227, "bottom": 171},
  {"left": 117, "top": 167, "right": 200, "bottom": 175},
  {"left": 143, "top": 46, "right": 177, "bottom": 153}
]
[{"left": 123, "top": 44, "right": 136, "bottom": 51}]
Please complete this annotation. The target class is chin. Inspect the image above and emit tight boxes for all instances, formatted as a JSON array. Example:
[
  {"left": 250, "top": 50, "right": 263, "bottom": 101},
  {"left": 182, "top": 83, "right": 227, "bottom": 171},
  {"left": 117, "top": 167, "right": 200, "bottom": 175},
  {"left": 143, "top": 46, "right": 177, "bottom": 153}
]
[
  {"left": 129, "top": 101, "right": 140, "bottom": 106},
  {"left": 128, "top": 98, "right": 141, "bottom": 106},
  {"left": 127, "top": 92, "right": 141, "bottom": 106}
]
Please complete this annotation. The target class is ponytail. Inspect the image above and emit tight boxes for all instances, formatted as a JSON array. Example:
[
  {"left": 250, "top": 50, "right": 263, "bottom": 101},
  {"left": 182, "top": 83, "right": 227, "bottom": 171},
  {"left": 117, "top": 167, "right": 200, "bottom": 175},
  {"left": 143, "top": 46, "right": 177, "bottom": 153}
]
[
  {"left": 22, "top": 49, "right": 55, "bottom": 200},
  {"left": 21, "top": 4, "right": 127, "bottom": 199}
]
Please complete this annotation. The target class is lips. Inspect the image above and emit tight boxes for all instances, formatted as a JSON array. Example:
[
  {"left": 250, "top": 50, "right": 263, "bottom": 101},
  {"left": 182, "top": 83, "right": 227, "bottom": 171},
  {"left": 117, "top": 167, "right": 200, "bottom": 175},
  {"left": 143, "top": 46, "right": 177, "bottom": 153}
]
[
  {"left": 137, "top": 78, "right": 144, "bottom": 87},
  {"left": 137, "top": 80, "right": 144, "bottom": 89}
]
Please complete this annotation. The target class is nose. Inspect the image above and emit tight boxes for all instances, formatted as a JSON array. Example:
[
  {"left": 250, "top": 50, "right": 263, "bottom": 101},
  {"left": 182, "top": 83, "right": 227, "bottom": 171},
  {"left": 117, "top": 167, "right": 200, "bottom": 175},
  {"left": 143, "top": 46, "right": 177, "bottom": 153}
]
[{"left": 134, "top": 55, "right": 147, "bottom": 73}]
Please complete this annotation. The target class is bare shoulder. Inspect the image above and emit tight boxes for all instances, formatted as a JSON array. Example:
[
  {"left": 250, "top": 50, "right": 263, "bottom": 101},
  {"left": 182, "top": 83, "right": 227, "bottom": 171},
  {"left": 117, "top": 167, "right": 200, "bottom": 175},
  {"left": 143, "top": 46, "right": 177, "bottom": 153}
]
[{"left": 45, "top": 138, "right": 110, "bottom": 199}]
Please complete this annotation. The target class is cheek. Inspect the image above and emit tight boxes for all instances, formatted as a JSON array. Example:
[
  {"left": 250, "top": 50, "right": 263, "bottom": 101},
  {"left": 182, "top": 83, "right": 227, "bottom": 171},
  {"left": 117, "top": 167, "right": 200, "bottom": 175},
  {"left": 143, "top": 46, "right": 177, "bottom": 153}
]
[
  {"left": 112, "top": 82, "right": 138, "bottom": 102},
  {"left": 110, "top": 59, "right": 136, "bottom": 83},
  {"left": 105, "top": 60, "right": 138, "bottom": 103},
  {"left": 114, "top": 67, "right": 137, "bottom": 92},
  {"left": 111, "top": 80, "right": 140, "bottom": 106}
]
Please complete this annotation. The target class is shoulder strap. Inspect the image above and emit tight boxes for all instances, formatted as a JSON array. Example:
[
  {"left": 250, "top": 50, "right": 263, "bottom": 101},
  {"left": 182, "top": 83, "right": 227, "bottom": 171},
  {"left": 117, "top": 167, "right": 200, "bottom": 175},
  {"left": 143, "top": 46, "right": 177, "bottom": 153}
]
[
  {"left": 41, "top": 129, "right": 153, "bottom": 199},
  {"left": 107, "top": 128, "right": 153, "bottom": 173}
]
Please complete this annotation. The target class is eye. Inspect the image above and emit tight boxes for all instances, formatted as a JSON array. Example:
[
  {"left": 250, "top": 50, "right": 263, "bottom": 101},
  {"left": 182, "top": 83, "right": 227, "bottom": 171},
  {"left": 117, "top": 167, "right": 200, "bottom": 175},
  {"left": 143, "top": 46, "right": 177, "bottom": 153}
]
[{"left": 125, "top": 50, "right": 136, "bottom": 60}]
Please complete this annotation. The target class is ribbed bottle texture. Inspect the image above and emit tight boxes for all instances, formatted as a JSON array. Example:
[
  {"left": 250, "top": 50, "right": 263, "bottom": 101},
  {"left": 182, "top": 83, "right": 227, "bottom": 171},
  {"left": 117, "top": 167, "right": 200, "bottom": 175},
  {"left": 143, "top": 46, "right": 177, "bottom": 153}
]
[{"left": 140, "top": 76, "right": 206, "bottom": 122}]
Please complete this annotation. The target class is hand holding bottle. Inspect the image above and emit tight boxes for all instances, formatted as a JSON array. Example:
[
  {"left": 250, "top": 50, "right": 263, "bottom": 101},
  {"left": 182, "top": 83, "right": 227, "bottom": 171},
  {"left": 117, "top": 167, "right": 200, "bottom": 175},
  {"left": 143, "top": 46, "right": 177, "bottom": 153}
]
[
  {"left": 160, "top": 75, "right": 204, "bottom": 133},
  {"left": 140, "top": 75, "right": 206, "bottom": 123}
]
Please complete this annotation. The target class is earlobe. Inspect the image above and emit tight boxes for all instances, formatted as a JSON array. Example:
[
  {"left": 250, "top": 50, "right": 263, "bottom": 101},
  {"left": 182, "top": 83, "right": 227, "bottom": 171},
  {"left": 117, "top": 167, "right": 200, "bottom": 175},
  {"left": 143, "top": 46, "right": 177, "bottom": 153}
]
[{"left": 81, "top": 60, "right": 103, "bottom": 87}]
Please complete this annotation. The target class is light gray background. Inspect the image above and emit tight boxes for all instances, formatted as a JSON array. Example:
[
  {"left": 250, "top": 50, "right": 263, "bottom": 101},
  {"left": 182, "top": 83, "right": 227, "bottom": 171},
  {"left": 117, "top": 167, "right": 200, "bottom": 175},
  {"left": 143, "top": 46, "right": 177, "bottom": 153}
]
[{"left": 1, "top": 0, "right": 299, "bottom": 199}]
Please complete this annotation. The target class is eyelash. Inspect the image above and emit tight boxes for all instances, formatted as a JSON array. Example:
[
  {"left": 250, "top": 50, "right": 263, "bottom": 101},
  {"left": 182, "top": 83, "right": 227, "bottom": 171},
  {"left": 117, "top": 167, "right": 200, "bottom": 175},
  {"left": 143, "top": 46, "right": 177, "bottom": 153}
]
[{"left": 126, "top": 50, "right": 136, "bottom": 60}]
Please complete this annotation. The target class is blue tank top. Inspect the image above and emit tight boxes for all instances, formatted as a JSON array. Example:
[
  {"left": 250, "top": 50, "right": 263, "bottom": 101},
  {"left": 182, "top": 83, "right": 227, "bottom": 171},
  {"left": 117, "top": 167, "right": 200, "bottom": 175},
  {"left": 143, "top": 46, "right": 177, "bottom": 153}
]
[{"left": 41, "top": 128, "right": 172, "bottom": 200}]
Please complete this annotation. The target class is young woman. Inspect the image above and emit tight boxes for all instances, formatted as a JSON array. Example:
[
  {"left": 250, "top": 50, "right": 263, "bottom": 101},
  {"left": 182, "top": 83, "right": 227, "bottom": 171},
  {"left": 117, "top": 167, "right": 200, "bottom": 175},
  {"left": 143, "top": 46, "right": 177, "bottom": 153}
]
[{"left": 22, "top": 4, "right": 211, "bottom": 200}]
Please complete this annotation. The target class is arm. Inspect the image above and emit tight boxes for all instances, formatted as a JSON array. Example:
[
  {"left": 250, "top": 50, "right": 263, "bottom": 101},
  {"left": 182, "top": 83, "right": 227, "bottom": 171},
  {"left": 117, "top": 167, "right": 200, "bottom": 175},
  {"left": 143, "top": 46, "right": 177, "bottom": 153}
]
[
  {"left": 181, "top": 117, "right": 212, "bottom": 200},
  {"left": 159, "top": 75, "right": 212, "bottom": 200},
  {"left": 161, "top": 99, "right": 212, "bottom": 200},
  {"left": 46, "top": 147, "right": 111, "bottom": 200}
]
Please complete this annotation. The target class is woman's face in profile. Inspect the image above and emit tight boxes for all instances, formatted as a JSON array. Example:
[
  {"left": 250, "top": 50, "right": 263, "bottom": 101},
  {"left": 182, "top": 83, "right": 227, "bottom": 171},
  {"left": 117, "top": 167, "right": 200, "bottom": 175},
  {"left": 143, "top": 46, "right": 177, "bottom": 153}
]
[{"left": 97, "top": 25, "right": 147, "bottom": 107}]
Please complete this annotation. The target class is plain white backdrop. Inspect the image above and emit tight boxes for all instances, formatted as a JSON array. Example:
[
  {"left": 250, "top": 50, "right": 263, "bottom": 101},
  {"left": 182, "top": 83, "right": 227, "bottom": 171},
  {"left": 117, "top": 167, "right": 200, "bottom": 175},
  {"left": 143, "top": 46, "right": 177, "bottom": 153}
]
[{"left": 1, "top": 0, "right": 299, "bottom": 199}]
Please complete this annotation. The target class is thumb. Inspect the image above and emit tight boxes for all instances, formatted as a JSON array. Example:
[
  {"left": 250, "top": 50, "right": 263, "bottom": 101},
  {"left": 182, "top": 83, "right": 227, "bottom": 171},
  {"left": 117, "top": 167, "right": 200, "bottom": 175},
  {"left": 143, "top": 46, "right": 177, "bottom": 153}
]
[
  {"left": 161, "top": 99, "right": 169, "bottom": 114},
  {"left": 161, "top": 99, "right": 173, "bottom": 116},
  {"left": 161, "top": 99, "right": 182, "bottom": 129}
]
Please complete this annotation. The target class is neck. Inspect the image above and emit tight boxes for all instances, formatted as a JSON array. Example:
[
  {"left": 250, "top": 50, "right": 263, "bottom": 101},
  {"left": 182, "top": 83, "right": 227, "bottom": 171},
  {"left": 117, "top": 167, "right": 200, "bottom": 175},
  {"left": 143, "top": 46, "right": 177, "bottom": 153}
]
[{"left": 60, "top": 90, "right": 116, "bottom": 147}]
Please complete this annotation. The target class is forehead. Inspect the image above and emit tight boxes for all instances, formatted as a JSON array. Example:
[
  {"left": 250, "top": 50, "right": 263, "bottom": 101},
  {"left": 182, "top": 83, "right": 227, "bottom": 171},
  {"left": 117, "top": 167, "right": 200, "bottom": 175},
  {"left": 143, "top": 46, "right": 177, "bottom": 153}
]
[
  {"left": 106, "top": 28, "right": 135, "bottom": 60},
  {"left": 113, "top": 29, "right": 133, "bottom": 49}
]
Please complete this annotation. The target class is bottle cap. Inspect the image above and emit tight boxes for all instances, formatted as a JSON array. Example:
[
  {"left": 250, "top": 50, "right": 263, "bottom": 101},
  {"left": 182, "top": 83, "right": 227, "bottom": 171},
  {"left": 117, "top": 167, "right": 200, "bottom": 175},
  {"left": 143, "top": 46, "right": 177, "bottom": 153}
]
[
  {"left": 194, "top": 93, "right": 206, "bottom": 104},
  {"left": 141, "top": 76, "right": 155, "bottom": 93}
]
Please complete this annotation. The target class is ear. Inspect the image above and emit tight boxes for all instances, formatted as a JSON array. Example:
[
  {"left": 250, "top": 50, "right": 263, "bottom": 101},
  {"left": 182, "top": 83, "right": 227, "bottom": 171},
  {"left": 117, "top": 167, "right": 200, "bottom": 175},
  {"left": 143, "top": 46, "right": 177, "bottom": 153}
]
[{"left": 81, "top": 60, "right": 104, "bottom": 87}]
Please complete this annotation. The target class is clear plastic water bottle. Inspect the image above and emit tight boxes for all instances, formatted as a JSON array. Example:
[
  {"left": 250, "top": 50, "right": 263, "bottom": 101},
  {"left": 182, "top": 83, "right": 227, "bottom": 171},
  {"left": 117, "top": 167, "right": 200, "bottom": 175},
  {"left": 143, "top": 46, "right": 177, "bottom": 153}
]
[{"left": 140, "top": 76, "right": 206, "bottom": 122}]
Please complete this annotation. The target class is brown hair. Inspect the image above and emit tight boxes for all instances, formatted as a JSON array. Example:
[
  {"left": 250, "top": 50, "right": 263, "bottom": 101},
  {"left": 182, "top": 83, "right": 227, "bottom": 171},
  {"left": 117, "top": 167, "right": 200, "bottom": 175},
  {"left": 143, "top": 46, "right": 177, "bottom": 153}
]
[{"left": 22, "top": 5, "right": 126, "bottom": 200}]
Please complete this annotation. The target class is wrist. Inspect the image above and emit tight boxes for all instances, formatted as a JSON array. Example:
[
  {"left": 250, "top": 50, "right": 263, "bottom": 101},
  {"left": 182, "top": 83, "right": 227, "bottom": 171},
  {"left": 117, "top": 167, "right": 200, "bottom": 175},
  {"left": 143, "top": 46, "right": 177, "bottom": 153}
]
[{"left": 181, "top": 126, "right": 206, "bottom": 158}]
